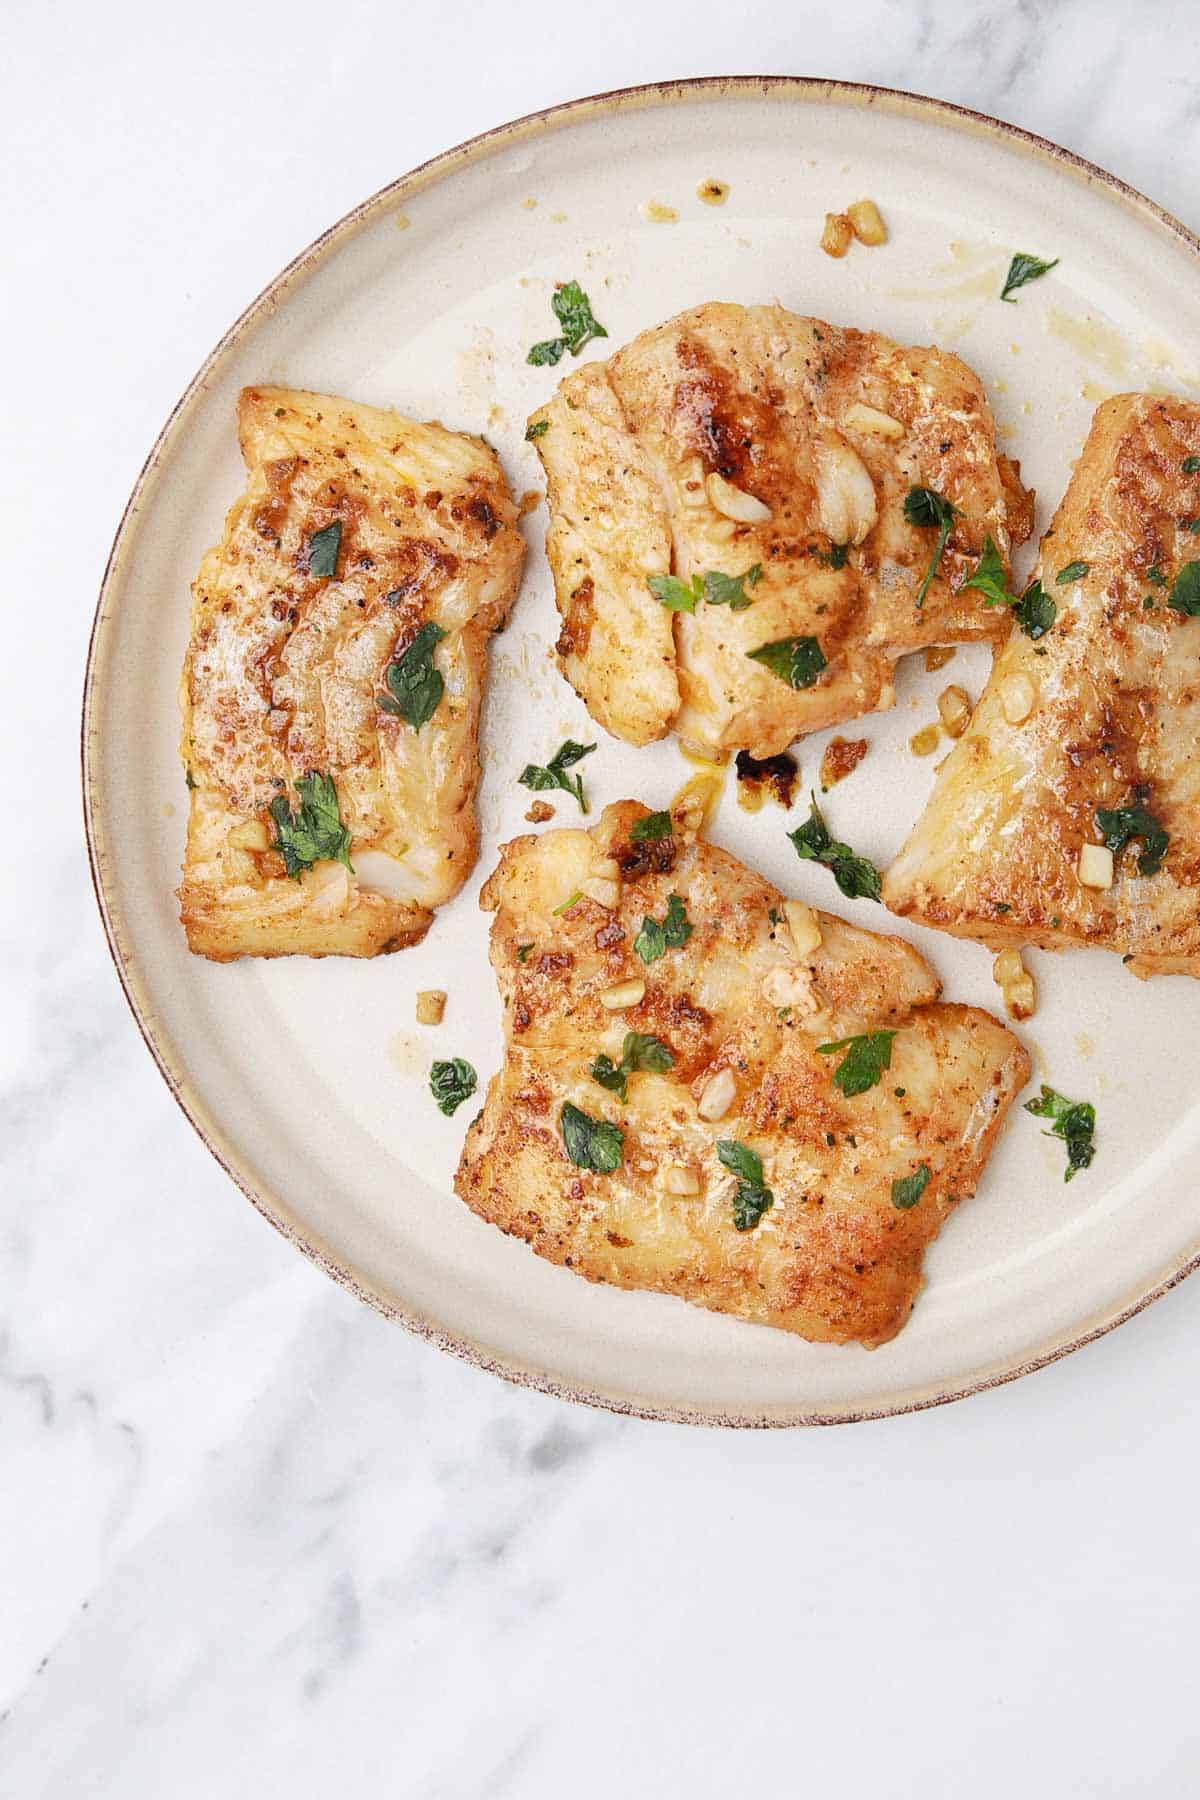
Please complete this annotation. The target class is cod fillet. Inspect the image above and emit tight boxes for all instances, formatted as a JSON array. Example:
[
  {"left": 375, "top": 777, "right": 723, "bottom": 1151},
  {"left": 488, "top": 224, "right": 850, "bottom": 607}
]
[{"left": 180, "top": 386, "right": 524, "bottom": 959}]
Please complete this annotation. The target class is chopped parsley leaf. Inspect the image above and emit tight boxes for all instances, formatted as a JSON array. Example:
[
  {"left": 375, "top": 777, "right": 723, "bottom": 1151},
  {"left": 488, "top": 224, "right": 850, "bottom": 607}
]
[
  {"left": 629, "top": 810, "right": 673, "bottom": 842},
  {"left": 904, "top": 486, "right": 961, "bottom": 607},
  {"left": 429, "top": 1058, "right": 477, "bottom": 1117},
  {"left": 816, "top": 1030, "right": 896, "bottom": 1097},
  {"left": 527, "top": 279, "right": 608, "bottom": 366},
  {"left": 633, "top": 892, "right": 692, "bottom": 964},
  {"left": 648, "top": 565, "right": 762, "bottom": 613},
  {"left": 1025, "top": 1084, "right": 1096, "bottom": 1181},
  {"left": 648, "top": 573, "right": 702, "bottom": 613},
  {"left": 703, "top": 565, "right": 763, "bottom": 609},
  {"left": 788, "top": 795, "right": 881, "bottom": 902},
  {"left": 1013, "top": 578, "right": 1056, "bottom": 640},
  {"left": 747, "top": 634, "right": 828, "bottom": 689},
  {"left": 891, "top": 1163, "right": 931, "bottom": 1209},
  {"left": 1000, "top": 252, "right": 1059, "bottom": 302},
  {"left": 1147, "top": 565, "right": 1167, "bottom": 588},
  {"left": 1184, "top": 456, "right": 1200, "bottom": 474},
  {"left": 1095, "top": 801, "right": 1169, "bottom": 877},
  {"left": 517, "top": 943, "right": 533, "bottom": 962},
  {"left": 1169, "top": 562, "right": 1200, "bottom": 616},
  {"left": 717, "top": 1139, "right": 774, "bottom": 1231},
  {"left": 964, "top": 537, "right": 1056, "bottom": 637},
  {"left": 268, "top": 771, "right": 354, "bottom": 877},
  {"left": 379, "top": 620, "right": 446, "bottom": 728},
  {"left": 305, "top": 520, "right": 343, "bottom": 578},
  {"left": 590, "top": 1031, "right": 674, "bottom": 1102},
  {"left": 560, "top": 1101, "right": 623, "bottom": 1173},
  {"left": 525, "top": 419, "right": 549, "bottom": 440},
  {"left": 1056, "top": 560, "right": 1090, "bottom": 584},
  {"left": 527, "top": 338, "right": 567, "bottom": 366},
  {"left": 519, "top": 739, "right": 597, "bottom": 812},
  {"left": 962, "top": 534, "right": 1010, "bottom": 608}
]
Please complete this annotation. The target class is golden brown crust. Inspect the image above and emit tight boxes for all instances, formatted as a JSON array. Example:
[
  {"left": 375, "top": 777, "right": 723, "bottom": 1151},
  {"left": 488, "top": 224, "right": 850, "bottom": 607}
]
[
  {"left": 528, "top": 303, "right": 1030, "bottom": 758},
  {"left": 456, "top": 802, "right": 1030, "bottom": 1346},
  {"left": 179, "top": 386, "right": 524, "bottom": 960},
  {"left": 885, "top": 394, "right": 1200, "bottom": 977}
]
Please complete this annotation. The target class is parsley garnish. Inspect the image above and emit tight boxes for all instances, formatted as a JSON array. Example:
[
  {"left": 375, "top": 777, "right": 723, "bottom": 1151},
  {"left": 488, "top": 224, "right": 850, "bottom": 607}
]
[
  {"left": 1025, "top": 1085, "right": 1095, "bottom": 1182},
  {"left": 1184, "top": 456, "right": 1200, "bottom": 474},
  {"left": 1147, "top": 565, "right": 1167, "bottom": 588},
  {"left": 560, "top": 1101, "right": 624, "bottom": 1173},
  {"left": 379, "top": 621, "right": 446, "bottom": 728},
  {"left": 590, "top": 1031, "right": 674, "bottom": 1102},
  {"left": 305, "top": 521, "right": 342, "bottom": 578},
  {"left": 703, "top": 566, "right": 762, "bottom": 608},
  {"left": 891, "top": 1163, "right": 930, "bottom": 1209},
  {"left": 527, "top": 339, "right": 567, "bottom": 367},
  {"left": 518, "top": 739, "right": 596, "bottom": 812},
  {"left": 517, "top": 943, "right": 533, "bottom": 962},
  {"left": 816, "top": 1030, "right": 896, "bottom": 1097},
  {"left": 525, "top": 419, "right": 549, "bottom": 440},
  {"left": 964, "top": 537, "right": 1057, "bottom": 638},
  {"left": 430, "top": 1058, "right": 477, "bottom": 1117},
  {"left": 1056, "top": 560, "right": 1090, "bottom": 584},
  {"left": 1000, "top": 252, "right": 1059, "bottom": 302},
  {"left": 268, "top": 772, "right": 354, "bottom": 877},
  {"left": 788, "top": 795, "right": 881, "bottom": 901},
  {"left": 633, "top": 892, "right": 692, "bottom": 964},
  {"left": 747, "top": 634, "right": 828, "bottom": 689},
  {"left": 1095, "top": 802, "right": 1169, "bottom": 877},
  {"left": 647, "top": 565, "right": 762, "bottom": 613},
  {"left": 1013, "top": 579, "right": 1056, "bottom": 640},
  {"left": 717, "top": 1139, "right": 774, "bottom": 1231},
  {"left": 962, "top": 534, "right": 1009, "bottom": 607},
  {"left": 629, "top": 810, "right": 673, "bottom": 842},
  {"left": 527, "top": 279, "right": 608, "bottom": 366},
  {"left": 904, "top": 486, "right": 961, "bottom": 607},
  {"left": 1169, "top": 562, "right": 1200, "bottom": 616}
]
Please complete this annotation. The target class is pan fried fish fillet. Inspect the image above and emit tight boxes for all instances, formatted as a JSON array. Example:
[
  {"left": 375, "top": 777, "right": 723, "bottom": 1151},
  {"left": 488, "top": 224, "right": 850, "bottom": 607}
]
[
  {"left": 455, "top": 801, "right": 1028, "bottom": 1347},
  {"left": 885, "top": 394, "right": 1200, "bottom": 979},
  {"left": 528, "top": 302, "right": 1031, "bottom": 757},
  {"left": 179, "top": 386, "right": 524, "bottom": 960}
]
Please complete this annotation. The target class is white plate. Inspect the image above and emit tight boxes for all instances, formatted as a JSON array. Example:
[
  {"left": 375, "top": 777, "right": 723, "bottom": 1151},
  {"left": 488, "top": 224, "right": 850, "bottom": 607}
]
[{"left": 84, "top": 78, "right": 1200, "bottom": 1425}]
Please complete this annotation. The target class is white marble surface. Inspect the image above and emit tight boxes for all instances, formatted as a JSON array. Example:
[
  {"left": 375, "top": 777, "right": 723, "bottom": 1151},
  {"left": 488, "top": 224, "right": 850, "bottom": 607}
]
[{"left": 6, "top": 1, "right": 1200, "bottom": 1792}]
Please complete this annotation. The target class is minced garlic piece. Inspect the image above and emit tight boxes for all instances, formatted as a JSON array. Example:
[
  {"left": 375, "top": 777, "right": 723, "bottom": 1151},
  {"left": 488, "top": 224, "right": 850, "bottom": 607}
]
[
  {"left": 937, "top": 685, "right": 972, "bottom": 738},
  {"left": 847, "top": 198, "right": 887, "bottom": 245},
  {"left": 601, "top": 978, "right": 645, "bottom": 1010},
  {"left": 1078, "top": 844, "right": 1114, "bottom": 889},
  {"left": 665, "top": 1164, "right": 701, "bottom": 1195},
  {"left": 821, "top": 212, "right": 854, "bottom": 258},
  {"left": 697, "top": 1067, "right": 737, "bottom": 1122},
  {"left": 992, "top": 950, "right": 1036, "bottom": 1021}
]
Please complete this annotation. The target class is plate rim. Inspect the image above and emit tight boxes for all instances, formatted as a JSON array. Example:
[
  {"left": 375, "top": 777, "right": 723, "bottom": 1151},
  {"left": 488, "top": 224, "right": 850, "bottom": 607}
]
[{"left": 81, "top": 73, "right": 1200, "bottom": 1429}]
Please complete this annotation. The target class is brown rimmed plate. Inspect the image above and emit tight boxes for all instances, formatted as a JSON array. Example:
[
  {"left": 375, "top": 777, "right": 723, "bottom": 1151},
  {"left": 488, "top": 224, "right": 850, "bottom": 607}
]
[{"left": 84, "top": 78, "right": 1200, "bottom": 1425}]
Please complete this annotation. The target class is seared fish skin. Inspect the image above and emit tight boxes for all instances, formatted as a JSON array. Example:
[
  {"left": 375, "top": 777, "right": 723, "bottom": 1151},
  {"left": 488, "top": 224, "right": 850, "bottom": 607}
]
[
  {"left": 528, "top": 303, "right": 1030, "bottom": 757},
  {"left": 456, "top": 801, "right": 1029, "bottom": 1347},
  {"left": 885, "top": 394, "right": 1200, "bottom": 980},
  {"left": 180, "top": 387, "right": 524, "bottom": 960}
]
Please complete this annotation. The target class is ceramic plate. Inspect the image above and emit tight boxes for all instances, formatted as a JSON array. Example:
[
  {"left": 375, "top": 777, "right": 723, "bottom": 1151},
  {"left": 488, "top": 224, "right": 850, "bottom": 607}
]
[{"left": 84, "top": 78, "right": 1200, "bottom": 1425}]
